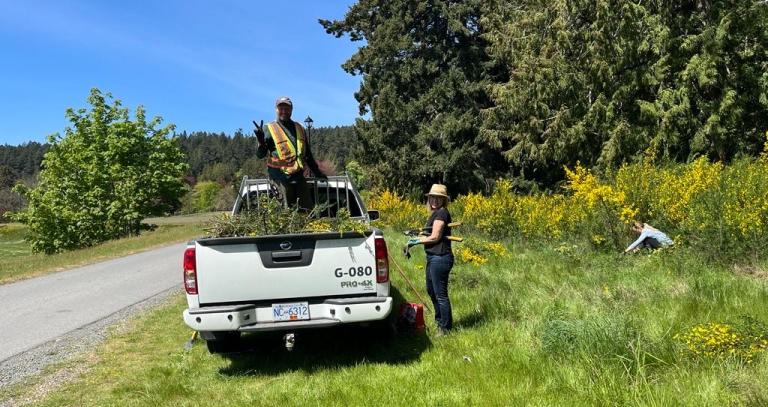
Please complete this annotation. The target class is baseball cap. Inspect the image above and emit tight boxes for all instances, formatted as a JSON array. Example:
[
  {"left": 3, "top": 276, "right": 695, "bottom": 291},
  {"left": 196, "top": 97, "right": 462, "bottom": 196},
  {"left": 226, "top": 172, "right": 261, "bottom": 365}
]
[{"left": 275, "top": 96, "right": 293, "bottom": 107}]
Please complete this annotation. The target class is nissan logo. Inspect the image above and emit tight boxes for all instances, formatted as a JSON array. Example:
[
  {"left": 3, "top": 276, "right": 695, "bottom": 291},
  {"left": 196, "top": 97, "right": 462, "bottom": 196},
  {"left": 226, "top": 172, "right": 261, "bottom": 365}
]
[{"left": 280, "top": 241, "right": 292, "bottom": 250}]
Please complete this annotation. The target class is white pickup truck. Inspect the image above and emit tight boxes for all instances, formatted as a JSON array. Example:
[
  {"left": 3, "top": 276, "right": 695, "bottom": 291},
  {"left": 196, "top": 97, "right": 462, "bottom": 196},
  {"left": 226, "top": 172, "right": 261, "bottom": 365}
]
[{"left": 182, "top": 176, "right": 392, "bottom": 353}]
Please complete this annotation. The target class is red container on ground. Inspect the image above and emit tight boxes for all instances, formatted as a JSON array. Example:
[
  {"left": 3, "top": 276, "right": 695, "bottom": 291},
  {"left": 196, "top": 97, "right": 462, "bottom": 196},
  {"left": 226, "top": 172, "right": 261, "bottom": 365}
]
[{"left": 398, "top": 302, "right": 425, "bottom": 334}]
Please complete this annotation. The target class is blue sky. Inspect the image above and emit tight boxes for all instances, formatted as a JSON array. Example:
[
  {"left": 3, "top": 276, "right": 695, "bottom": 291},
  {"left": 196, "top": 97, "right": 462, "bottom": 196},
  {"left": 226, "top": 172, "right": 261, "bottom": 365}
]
[{"left": 0, "top": 1, "right": 362, "bottom": 145}]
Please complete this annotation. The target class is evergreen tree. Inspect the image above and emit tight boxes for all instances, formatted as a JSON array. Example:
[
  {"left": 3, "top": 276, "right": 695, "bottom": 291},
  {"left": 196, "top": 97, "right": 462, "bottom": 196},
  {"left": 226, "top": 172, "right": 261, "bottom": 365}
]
[
  {"left": 310, "top": 125, "right": 360, "bottom": 168},
  {"left": 321, "top": 0, "right": 506, "bottom": 195},
  {"left": 0, "top": 165, "right": 16, "bottom": 189},
  {"left": 0, "top": 142, "right": 48, "bottom": 179},
  {"left": 0, "top": 165, "right": 22, "bottom": 220},
  {"left": 482, "top": 0, "right": 768, "bottom": 183}
]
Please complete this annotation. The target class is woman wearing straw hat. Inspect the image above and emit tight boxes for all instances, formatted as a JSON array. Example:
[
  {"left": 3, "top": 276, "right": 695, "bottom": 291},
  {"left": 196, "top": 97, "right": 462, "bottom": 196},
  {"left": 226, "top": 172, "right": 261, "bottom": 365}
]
[{"left": 409, "top": 184, "right": 455, "bottom": 336}]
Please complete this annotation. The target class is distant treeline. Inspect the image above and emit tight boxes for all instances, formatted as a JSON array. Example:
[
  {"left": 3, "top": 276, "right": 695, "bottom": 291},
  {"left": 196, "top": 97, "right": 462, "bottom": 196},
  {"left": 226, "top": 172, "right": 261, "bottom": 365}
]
[
  {"left": 2, "top": 125, "right": 356, "bottom": 184},
  {"left": 0, "top": 125, "right": 357, "bottom": 218},
  {"left": 0, "top": 142, "right": 48, "bottom": 181},
  {"left": 177, "top": 125, "right": 357, "bottom": 184},
  {"left": 0, "top": 142, "right": 48, "bottom": 218}
]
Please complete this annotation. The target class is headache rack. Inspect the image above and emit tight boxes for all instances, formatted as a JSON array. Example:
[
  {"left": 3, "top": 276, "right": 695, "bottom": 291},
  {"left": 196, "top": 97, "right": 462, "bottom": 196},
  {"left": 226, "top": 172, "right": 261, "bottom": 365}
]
[{"left": 232, "top": 174, "right": 365, "bottom": 219}]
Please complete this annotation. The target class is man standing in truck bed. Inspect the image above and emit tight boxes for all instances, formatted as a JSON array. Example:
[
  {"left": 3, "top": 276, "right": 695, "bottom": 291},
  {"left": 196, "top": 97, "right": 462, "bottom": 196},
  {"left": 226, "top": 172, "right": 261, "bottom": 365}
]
[{"left": 254, "top": 96, "right": 326, "bottom": 210}]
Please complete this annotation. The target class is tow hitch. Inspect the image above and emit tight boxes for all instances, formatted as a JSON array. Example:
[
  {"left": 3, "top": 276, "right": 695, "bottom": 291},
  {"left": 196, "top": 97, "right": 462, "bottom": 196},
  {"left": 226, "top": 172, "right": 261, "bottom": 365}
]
[{"left": 283, "top": 333, "right": 295, "bottom": 351}]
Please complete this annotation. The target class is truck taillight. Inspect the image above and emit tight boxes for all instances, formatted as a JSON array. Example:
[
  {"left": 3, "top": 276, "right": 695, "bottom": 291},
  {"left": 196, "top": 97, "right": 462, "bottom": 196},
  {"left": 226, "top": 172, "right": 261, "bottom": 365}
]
[
  {"left": 374, "top": 237, "right": 389, "bottom": 283},
  {"left": 183, "top": 247, "right": 198, "bottom": 295}
]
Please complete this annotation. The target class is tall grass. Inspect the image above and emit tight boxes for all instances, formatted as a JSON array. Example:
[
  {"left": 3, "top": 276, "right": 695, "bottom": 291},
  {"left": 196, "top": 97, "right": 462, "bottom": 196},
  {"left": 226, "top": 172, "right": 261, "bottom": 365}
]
[{"left": 15, "top": 230, "right": 768, "bottom": 406}]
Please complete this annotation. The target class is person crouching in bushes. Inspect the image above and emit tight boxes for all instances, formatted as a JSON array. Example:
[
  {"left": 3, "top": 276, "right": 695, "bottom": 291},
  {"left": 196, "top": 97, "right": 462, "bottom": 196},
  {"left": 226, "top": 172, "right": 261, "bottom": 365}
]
[
  {"left": 624, "top": 221, "right": 674, "bottom": 254},
  {"left": 407, "top": 184, "right": 454, "bottom": 336}
]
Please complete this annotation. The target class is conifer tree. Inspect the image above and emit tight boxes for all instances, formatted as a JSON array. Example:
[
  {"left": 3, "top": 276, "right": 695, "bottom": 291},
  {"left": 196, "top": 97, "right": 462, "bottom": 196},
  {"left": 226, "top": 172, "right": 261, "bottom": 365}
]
[
  {"left": 482, "top": 0, "right": 768, "bottom": 183},
  {"left": 321, "top": 0, "right": 505, "bottom": 194}
]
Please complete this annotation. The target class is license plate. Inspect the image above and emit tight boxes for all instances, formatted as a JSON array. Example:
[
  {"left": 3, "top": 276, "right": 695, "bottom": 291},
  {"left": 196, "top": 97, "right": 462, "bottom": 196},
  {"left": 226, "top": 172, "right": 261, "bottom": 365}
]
[{"left": 272, "top": 302, "right": 310, "bottom": 321}]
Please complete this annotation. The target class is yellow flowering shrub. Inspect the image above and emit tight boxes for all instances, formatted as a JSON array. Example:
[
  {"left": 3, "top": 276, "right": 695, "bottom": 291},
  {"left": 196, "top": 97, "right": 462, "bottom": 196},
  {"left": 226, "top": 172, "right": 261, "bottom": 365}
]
[
  {"left": 453, "top": 179, "right": 515, "bottom": 237},
  {"left": 512, "top": 194, "right": 573, "bottom": 239},
  {"left": 613, "top": 156, "right": 768, "bottom": 257},
  {"left": 453, "top": 179, "right": 573, "bottom": 239},
  {"left": 675, "top": 319, "right": 768, "bottom": 363},
  {"left": 372, "top": 156, "right": 768, "bottom": 259},
  {"left": 484, "top": 242, "right": 508, "bottom": 257},
  {"left": 454, "top": 239, "right": 510, "bottom": 266},
  {"left": 565, "top": 164, "right": 637, "bottom": 223},
  {"left": 205, "top": 201, "right": 368, "bottom": 237},
  {"left": 660, "top": 158, "right": 723, "bottom": 225},
  {"left": 366, "top": 189, "right": 425, "bottom": 231},
  {"left": 455, "top": 246, "right": 487, "bottom": 266},
  {"left": 614, "top": 161, "right": 662, "bottom": 221},
  {"left": 718, "top": 160, "right": 768, "bottom": 238},
  {"left": 615, "top": 158, "right": 722, "bottom": 227},
  {"left": 305, "top": 219, "right": 332, "bottom": 232},
  {"left": 564, "top": 164, "right": 637, "bottom": 249}
]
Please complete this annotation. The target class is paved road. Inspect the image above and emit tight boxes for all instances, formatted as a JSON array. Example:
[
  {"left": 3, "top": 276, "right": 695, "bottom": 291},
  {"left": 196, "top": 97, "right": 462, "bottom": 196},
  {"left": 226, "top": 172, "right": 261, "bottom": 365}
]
[{"left": 0, "top": 243, "right": 186, "bottom": 364}]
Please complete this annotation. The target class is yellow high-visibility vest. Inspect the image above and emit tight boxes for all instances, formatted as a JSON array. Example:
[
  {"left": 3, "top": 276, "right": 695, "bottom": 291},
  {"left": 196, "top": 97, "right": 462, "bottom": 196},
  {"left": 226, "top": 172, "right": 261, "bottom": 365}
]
[{"left": 265, "top": 121, "right": 306, "bottom": 175}]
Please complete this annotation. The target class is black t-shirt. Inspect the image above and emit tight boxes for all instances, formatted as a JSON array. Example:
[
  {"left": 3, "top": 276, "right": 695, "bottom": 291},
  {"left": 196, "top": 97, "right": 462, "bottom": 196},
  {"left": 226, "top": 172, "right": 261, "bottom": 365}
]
[{"left": 424, "top": 207, "right": 452, "bottom": 256}]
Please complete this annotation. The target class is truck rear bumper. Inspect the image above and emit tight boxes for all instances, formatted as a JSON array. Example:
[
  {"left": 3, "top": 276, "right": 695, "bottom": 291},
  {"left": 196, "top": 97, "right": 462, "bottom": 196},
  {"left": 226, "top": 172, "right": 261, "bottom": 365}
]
[{"left": 183, "top": 297, "right": 392, "bottom": 332}]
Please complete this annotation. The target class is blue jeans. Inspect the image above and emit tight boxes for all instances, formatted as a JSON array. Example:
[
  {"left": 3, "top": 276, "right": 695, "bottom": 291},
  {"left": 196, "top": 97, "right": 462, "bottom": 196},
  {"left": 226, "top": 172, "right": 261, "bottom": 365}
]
[
  {"left": 639, "top": 237, "right": 661, "bottom": 249},
  {"left": 426, "top": 253, "right": 454, "bottom": 331}
]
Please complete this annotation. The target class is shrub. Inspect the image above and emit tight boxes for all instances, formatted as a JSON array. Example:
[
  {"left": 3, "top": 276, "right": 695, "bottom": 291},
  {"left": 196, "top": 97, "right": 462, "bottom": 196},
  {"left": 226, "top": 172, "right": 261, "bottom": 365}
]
[
  {"left": 686, "top": 159, "right": 768, "bottom": 260},
  {"left": 10, "top": 89, "right": 187, "bottom": 253},
  {"left": 191, "top": 181, "right": 221, "bottom": 213},
  {"left": 564, "top": 164, "right": 637, "bottom": 250},
  {"left": 365, "top": 188, "right": 425, "bottom": 231},
  {"left": 455, "top": 239, "right": 509, "bottom": 266},
  {"left": 674, "top": 316, "right": 768, "bottom": 363},
  {"left": 369, "top": 157, "right": 768, "bottom": 260},
  {"left": 345, "top": 160, "right": 368, "bottom": 191},
  {"left": 203, "top": 196, "right": 368, "bottom": 237}
]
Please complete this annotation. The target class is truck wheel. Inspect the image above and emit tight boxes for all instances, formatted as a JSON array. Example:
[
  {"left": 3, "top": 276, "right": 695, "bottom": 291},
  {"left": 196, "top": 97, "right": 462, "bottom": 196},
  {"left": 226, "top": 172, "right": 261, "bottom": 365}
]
[{"left": 202, "top": 331, "right": 242, "bottom": 354}]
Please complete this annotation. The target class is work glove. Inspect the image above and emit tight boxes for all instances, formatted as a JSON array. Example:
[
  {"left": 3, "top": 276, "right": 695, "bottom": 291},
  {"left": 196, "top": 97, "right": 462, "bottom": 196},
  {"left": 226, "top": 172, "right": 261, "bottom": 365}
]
[
  {"left": 403, "top": 245, "right": 412, "bottom": 259},
  {"left": 403, "top": 238, "right": 421, "bottom": 259},
  {"left": 252, "top": 120, "right": 266, "bottom": 145}
]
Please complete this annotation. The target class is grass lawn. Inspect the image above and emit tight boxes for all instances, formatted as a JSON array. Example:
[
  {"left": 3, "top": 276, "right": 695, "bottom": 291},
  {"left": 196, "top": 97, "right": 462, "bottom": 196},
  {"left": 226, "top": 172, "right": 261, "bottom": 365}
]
[
  {"left": 10, "top": 231, "right": 768, "bottom": 406},
  {"left": 0, "top": 213, "right": 215, "bottom": 284},
  {"left": 0, "top": 223, "right": 28, "bottom": 259}
]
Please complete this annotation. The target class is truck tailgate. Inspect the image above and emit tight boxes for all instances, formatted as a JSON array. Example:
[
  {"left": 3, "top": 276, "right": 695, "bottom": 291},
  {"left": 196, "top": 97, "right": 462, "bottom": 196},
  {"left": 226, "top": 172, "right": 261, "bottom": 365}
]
[{"left": 195, "top": 232, "right": 378, "bottom": 304}]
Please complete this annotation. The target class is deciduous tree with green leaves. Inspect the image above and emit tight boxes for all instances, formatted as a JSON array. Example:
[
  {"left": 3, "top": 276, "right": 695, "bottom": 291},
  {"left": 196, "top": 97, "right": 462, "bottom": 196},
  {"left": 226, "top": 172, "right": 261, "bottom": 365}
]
[{"left": 12, "top": 89, "right": 187, "bottom": 253}]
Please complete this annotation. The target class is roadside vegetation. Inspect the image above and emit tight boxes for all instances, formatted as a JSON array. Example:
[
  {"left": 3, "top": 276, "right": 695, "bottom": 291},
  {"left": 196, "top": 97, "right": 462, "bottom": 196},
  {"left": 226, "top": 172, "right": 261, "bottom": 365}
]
[
  {"left": 0, "top": 215, "right": 210, "bottom": 284},
  {"left": 8, "top": 89, "right": 188, "bottom": 254},
  {"left": 7, "top": 227, "right": 767, "bottom": 406},
  {"left": 12, "top": 152, "right": 768, "bottom": 404},
  {"left": 368, "top": 153, "right": 768, "bottom": 263}
]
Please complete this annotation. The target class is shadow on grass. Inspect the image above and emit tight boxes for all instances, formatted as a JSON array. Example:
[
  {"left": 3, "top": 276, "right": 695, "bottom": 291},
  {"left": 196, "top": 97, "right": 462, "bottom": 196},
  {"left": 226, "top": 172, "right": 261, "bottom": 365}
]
[
  {"left": 453, "top": 309, "right": 489, "bottom": 330},
  {"left": 217, "top": 286, "right": 432, "bottom": 376}
]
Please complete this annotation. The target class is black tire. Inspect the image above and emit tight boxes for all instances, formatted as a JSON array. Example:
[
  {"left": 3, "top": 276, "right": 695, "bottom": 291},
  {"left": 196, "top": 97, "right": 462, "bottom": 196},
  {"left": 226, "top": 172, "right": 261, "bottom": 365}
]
[{"left": 202, "top": 331, "right": 242, "bottom": 354}]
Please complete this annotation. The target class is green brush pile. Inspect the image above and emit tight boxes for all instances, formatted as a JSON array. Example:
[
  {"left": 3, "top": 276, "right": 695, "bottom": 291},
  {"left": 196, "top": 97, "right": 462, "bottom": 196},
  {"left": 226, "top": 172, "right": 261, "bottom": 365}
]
[{"left": 203, "top": 196, "right": 370, "bottom": 237}]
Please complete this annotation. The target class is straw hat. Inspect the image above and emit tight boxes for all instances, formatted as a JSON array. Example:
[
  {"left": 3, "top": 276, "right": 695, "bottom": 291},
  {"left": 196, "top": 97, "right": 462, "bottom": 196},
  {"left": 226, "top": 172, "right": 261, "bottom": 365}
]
[{"left": 426, "top": 184, "right": 450, "bottom": 200}]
